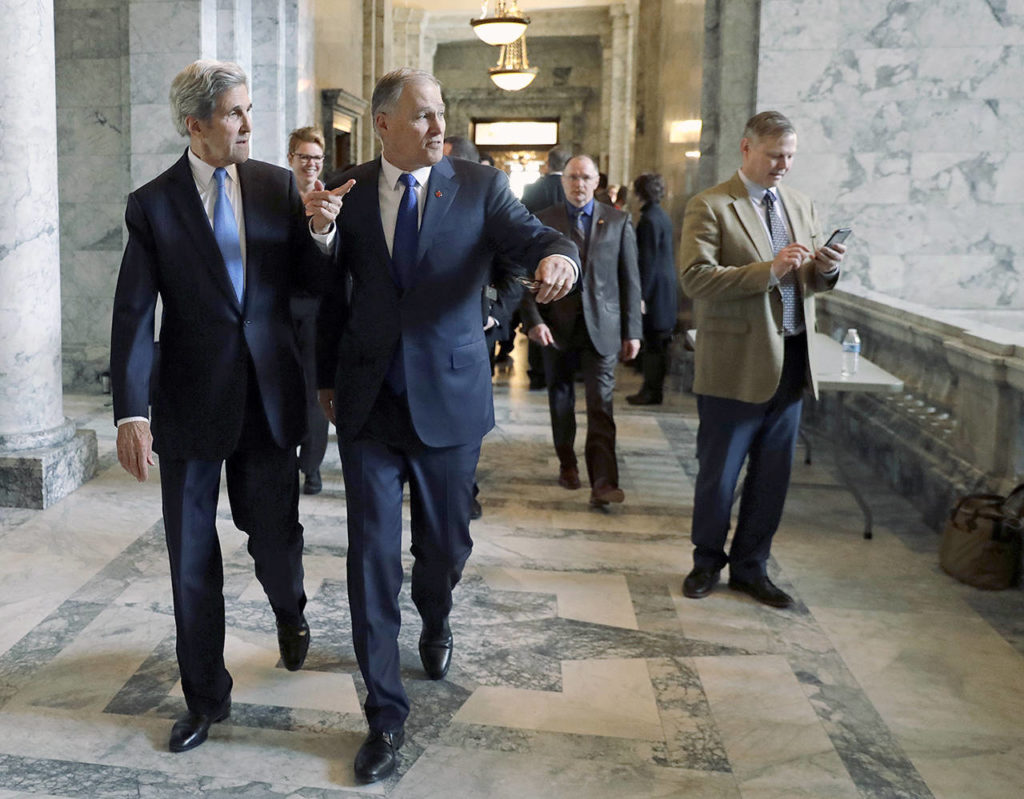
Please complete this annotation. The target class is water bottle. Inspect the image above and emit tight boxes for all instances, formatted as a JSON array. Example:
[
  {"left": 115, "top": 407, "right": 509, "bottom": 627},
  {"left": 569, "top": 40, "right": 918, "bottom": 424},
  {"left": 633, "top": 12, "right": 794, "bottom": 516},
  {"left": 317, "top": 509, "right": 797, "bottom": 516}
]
[{"left": 841, "top": 328, "right": 861, "bottom": 376}]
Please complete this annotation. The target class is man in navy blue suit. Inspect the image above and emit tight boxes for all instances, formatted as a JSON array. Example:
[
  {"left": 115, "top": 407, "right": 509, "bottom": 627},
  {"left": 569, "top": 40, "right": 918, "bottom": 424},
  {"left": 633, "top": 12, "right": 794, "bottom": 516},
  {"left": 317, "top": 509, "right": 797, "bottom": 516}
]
[
  {"left": 110, "top": 60, "right": 337, "bottom": 753},
  {"left": 312, "top": 68, "right": 579, "bottom": 784}
]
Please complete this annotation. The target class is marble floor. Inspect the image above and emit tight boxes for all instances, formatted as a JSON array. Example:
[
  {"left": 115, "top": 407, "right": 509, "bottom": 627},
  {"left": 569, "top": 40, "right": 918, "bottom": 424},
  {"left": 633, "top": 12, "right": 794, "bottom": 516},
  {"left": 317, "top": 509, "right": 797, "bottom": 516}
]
[{"left": 2, "top": 344, "right": 1024, "bottom": 798}]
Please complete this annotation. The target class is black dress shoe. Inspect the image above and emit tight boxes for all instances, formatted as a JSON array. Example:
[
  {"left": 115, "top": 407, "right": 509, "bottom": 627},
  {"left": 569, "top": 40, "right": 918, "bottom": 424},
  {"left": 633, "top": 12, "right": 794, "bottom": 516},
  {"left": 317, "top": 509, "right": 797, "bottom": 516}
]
[
  {"left": 626, "top": 391, "right": 662, "bottom": 406},
  {"left": 303, "top": 469, "right": 322, "bottom": 495},
  {"left": 169, "top": 702, "right": 230, "bottom": 752},
  {"left": 354, "top": 727, "right": 405, "bottom": 783},
  {"left": 470, "top": 497, "right": 483, "bottom": 520},
  {"left": 728, "top": 575, "right": 794, "bottom": 608},
  {"left": 419, "top": 623, "right": 453, "bottom": 680},
  {"left": 277, "top": 617, "right": 310, "bottom": 671},
  {"left": 682, "top": 567, "right": 720, "bottom": 598}
]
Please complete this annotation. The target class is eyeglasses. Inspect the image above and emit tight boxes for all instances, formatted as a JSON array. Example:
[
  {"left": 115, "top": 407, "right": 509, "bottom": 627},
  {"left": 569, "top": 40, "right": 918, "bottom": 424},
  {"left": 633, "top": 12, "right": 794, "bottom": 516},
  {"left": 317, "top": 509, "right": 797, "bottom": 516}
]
[{"left": 290, "top": 153, "right": 324, "bottom": 164}]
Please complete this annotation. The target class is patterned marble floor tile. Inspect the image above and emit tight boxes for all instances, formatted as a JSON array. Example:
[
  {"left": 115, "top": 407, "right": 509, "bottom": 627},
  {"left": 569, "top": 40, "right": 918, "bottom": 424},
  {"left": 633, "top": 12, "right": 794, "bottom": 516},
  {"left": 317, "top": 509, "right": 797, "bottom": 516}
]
[
  {"left": 477, "top": 567, "right": 639, "bottom": 629},
  {"left": 391, "top": 744, "right": 740, "bottom": 799}
]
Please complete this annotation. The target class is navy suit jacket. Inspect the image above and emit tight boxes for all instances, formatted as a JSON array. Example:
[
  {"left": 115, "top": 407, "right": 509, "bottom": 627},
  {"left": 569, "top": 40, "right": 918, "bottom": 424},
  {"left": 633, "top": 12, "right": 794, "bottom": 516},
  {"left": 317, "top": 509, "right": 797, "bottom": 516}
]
[
  {"left": 319, "top": 156, "right": 578, "bottom": 448},
  {"left": 636, "top": 201, "right": 679, "bottom": 334},
  {"left": 111, "top": 151, "right": 326, "bottom": 460}
]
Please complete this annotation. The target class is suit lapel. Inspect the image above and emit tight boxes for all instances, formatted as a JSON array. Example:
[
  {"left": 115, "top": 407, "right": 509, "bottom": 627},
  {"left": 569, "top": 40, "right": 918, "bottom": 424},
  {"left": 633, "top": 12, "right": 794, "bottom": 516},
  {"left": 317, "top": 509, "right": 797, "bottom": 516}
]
[
  {"left": 727, "top": 174, "right": 774, "bottom": 264},
  {"left": 416, "top": 158, "right": 458, "bottom": 268},
  {"left": 237, "top": 161, "right": 263, "bottom": 311},
  {"left": 167, "top": 151, "right": 243, "bottom": 310}
]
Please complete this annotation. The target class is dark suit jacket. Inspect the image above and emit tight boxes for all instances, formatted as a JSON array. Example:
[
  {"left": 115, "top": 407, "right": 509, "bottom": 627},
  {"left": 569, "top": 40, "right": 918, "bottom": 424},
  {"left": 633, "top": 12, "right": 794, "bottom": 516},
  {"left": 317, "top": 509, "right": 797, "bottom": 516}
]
[
  {"left": 636, "top": 201, "right": 679, "bottom": 334},
  {"left": 521, "top": 173, "right": 565, "bottom": 213},
  {"left": 318, "top": 156, "right": 578, "bottom": 448},
  {"left": 520, "top": 202, "right": 642, "bottom": 358},
  {"left": 111, "top": 151, "right": 325, "bottom": 459}
]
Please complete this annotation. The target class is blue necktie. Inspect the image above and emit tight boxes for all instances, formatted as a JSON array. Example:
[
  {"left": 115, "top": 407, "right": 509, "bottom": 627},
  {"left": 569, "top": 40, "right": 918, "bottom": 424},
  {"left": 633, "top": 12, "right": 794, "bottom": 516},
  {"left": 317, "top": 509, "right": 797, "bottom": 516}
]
[
  {"left": 385, "top": 173, "right": 419, "bottom": 393},
  {"left": 392, "top": 173, "right": 419, "bottom": 289},
  {"left": 213, "top": 167, "right": 244, "bottom": 303}
]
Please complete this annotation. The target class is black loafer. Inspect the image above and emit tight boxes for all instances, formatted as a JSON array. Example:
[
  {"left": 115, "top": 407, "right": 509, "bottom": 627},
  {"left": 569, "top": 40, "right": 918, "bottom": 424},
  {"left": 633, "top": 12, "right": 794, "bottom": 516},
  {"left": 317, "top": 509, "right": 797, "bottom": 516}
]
[
  {"left": 682, "top": 567, "right": 720, "bottom": 598},
  {"left": 169, "top": 701, "right": 231, "bottom": 752},
  {"left": 728, "top": 575, "right": 794, "bottom": 608},
  {"left": 354, "top": 727, "right": 405, "bottom": 783},
  {"left": 419, "top": 623, "right": 453, "bottom": 680},
  {"left": 277, "top": 617, "right": 310, "bottom": 671}
]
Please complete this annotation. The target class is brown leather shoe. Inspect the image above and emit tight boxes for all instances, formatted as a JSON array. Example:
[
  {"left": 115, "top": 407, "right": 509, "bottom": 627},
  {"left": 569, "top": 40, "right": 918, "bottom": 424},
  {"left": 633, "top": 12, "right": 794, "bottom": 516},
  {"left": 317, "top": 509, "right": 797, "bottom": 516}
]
[
  {"left": 558, "top": 466, "right": 581, "bottom": 490},
  {"left": 590, "top": 484, "right": 625, "bottom": 506}
]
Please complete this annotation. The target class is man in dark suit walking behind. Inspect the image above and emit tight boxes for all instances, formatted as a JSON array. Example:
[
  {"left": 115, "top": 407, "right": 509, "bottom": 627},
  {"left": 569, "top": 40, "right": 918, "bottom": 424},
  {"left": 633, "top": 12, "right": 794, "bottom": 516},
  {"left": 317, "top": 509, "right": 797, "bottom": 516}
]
[
  {"left": 111, "top": 60, "right": 336, "bottom": 754},
  {"left": 520, "top": 155, "right": 643, "bottom": 507},
  {"left": 313, "top": 68, "right": 578, "bottom": 784}
]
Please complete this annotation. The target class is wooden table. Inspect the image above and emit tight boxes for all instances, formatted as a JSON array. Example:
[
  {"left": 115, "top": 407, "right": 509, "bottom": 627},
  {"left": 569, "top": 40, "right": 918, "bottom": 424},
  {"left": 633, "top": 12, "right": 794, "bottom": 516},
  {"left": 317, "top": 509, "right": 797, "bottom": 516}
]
[{"left": 685, "top": 330, "right": 904, "bottom": 538}]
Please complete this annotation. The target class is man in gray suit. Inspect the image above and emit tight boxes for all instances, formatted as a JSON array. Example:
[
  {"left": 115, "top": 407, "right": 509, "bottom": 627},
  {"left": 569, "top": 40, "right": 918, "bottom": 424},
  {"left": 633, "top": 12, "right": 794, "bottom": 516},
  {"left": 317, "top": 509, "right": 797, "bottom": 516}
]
[{"left": 521, "top": 154, "right": 642, "bottom": 507}]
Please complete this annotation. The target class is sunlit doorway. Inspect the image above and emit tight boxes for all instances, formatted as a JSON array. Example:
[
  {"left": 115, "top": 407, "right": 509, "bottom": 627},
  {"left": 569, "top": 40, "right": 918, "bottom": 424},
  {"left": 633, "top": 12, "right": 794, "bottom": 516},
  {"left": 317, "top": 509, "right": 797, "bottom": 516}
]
[{"left": 472, "top": 119, "right": 560, "bottom": 199}]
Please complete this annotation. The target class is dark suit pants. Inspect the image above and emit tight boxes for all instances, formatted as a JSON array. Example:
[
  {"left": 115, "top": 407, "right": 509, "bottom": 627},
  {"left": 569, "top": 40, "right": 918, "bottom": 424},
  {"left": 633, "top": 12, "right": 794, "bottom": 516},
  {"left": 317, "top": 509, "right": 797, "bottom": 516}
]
[
  {"left": 159, "top": 381, "right": 307, "bottom": 716},
  {"left": 340, "top": 436, "right": 480, "bottom": 731},
  {"left": 690, "top": 334, "right": 807, "bottom": 582},
  {"left": 542, "top": 332, "right": 620, "bottom": 490},
  {"left": 292, "top": 297, "right": 330, "bottom": 476}
]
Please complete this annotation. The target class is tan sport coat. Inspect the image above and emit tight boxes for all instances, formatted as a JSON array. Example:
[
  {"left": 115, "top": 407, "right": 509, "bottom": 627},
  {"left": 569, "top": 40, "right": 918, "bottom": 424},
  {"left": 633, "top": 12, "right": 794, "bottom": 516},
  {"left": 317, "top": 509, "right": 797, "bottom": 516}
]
[{"left": 679, "top": 172, "right": 839, "bottom": 403}]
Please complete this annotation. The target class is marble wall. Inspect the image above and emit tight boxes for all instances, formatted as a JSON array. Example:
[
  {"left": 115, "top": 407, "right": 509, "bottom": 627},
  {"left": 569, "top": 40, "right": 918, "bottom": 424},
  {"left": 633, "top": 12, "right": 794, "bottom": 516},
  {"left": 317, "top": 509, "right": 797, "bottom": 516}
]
[
  {"left": 756, "top": 0, "right": 1024, "bottom": 313},
  {"left": 56, "top": 0, "right": 321, "bottom": 391}
]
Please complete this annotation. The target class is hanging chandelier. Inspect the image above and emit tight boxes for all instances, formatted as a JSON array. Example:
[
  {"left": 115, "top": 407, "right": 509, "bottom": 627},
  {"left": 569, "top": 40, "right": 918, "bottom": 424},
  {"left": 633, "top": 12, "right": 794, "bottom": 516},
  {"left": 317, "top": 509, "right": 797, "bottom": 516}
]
[
  {"left": 471, "top": 0, "right": 531, "bottom": 47},
  {"left": 489, "top": 35, "right": 538, "bottom": 91}
]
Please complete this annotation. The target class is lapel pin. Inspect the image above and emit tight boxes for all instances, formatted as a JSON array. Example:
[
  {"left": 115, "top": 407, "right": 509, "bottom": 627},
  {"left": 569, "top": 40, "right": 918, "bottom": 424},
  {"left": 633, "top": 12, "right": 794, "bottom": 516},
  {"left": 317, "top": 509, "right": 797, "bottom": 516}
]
[
  {"left": 597, "top": 218, "right": 605, "bottom": 225},
  {"left": 435, "top": 190, "right": 443, "bottom": 198}
]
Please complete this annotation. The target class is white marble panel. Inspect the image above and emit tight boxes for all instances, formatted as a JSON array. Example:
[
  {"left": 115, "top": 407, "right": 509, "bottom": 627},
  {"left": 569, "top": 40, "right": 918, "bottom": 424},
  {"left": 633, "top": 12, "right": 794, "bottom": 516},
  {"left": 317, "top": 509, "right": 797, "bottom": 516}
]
[
  {"left": 455, "top": 658, "right": 664, "bottom": 740},
  {"left": 128, "top": 1, "right": 203, "bottom": 55},
  {"left": 696, "top": 654, "right": 860, "bottom": 798},
  {"left": 58, "top": 201, "right": 124, "bottom": 254},
  {"left": 56, "top": 155, "right": 129, "bottom": 202},
  {"left": 59, "top": 4, "right": 123, "bottom": 58},
  {"left": 55, "top": 57, "right": 121, "bottom": 107},
  {"left": 61, "top": 251, "right": 121, "bottom": 299},
  {"left": 834, "top": 0, "right": 1023, "bottom": 49},
  {"left": 759, "top": 1, "right": 842, "bottom": 51},
  {"left": 130, "top": 151, "right": 182, "bottom": 189},
  {"left": 57, "top": 106, "right": 125, "bottom": 156},
  {"left": 478, "top": 568, "right": 639, "bottom": 630},
  {"left": 128, "top": 51, "right": 197, "bottom": 105},
  {"left": 130, "top": 103, "right": 186, "bottom": 156}
]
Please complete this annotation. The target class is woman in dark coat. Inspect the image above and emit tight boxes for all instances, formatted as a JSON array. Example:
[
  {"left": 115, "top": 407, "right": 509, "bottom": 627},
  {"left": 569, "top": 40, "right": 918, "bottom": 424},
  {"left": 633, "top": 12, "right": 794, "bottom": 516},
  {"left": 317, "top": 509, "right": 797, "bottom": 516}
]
[{"left": 627, "top": 173, "right": 678, "bottom": 405}]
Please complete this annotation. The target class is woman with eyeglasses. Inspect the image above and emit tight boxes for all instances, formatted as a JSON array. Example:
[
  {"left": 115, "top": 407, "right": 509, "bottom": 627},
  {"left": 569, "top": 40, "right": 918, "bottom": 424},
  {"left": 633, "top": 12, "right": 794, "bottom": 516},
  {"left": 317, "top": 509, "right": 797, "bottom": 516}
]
[{"left": 287, "top": 126, "right": 331, "bottom": 495}]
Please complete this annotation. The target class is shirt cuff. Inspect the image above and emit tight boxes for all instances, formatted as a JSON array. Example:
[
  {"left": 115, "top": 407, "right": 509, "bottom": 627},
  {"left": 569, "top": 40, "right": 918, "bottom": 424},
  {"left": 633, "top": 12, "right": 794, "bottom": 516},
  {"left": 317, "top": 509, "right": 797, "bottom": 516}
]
[
  {"left": 549, "top": 254, "right": 580, "bottom": 282},
  {"left": 310, "top": 219, "right": 335, "bottom": 251},
  {"left": 116, "top": 416, "right": 149, "bottom": 427}
]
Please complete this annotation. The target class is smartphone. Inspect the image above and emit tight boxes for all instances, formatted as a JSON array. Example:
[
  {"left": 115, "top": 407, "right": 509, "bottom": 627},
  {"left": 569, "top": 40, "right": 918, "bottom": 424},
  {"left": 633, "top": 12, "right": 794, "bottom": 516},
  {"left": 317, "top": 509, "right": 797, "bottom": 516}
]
[{"left": 824, "top": 227, "right": 852, "bottom": 248}]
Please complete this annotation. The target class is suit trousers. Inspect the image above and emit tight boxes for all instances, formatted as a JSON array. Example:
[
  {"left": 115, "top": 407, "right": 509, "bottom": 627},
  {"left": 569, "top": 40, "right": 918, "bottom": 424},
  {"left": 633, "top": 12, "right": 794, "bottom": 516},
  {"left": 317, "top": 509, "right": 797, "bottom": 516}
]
[
  {"left": 340, "top": 425, "right": 480, "bottom": 731},
  {"left": 541, "top": 316, "right": 620, "bottom": 490},
  {"left": 689, "top": 333, "right": 807, "bottom": 582},
  {"left": 291, "top": 296, "right": 330, "bottom": 476},
  {"left": 159, "top": 359, "right": 307, "bottom": 715}
]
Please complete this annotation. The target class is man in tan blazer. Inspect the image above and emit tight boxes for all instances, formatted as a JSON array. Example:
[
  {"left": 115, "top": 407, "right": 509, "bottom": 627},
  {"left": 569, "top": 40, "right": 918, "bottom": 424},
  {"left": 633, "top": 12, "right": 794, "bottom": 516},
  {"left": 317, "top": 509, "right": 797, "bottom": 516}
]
[
  {"left": 679, "top": 111, "right": 845, "bottom": 608},
  {"left": 522, "top": 154, "right": 642, "bottom": 507}
]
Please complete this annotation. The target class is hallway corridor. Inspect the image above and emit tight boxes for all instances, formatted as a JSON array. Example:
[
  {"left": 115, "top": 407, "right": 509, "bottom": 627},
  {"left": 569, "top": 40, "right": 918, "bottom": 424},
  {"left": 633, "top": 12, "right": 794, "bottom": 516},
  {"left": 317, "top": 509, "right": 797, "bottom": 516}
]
[{"left": 1, "top": 346, "right": 1022, "bottom": 798}]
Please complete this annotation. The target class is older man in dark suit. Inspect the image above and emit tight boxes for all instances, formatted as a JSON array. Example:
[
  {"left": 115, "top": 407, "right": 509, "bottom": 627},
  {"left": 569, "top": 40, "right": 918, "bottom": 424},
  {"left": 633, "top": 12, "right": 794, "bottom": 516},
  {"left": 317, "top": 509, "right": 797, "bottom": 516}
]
[
  {"left": 111, "top": 60, "right": 335, "bottom": 753},
  {"left": 312, "top": 68, "right": 578, "bottom": 784},
  {"left": 521, "top": 155, "right": 642, "bottom": 507}
]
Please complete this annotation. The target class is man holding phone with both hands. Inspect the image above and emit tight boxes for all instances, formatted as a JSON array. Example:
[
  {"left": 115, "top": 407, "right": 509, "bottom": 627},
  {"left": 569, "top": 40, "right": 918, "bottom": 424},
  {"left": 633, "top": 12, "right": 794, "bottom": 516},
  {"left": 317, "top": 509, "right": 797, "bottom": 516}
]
[{"left": 679, "top": 110, "right": 846, "bottom": 609}]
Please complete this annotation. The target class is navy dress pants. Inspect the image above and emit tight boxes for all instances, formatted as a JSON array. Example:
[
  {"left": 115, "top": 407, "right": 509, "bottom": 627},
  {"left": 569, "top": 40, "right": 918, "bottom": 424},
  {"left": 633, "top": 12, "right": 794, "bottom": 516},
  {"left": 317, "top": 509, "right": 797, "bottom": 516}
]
[{"left": 690, "top": 334, "right": 807, "bottom": 582}]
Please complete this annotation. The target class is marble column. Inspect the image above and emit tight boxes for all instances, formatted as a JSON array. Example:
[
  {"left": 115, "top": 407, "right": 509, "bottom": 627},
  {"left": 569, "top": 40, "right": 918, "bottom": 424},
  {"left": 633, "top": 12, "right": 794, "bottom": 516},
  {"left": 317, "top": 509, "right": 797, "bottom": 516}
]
[
  {"left": 600, "top": 0, "right": 638, "bottom": 186},
  {"left": 362, "top": 0, "right": 392, "bottom": 159},
  {"left": 0, "top": 0, "right": 97, "bottom": 508},
  {"left": 252, "top": 0, "right": 287, "bottom": 164}
]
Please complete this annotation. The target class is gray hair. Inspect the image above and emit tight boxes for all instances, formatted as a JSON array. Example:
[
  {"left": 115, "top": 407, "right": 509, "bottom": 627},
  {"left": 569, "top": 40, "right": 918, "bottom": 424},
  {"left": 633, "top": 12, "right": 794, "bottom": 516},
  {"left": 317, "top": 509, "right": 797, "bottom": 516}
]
[
  {"left": 169, "top": 60, "right": 248, "bottom": 137},
  {"left": 371, "top": 68, "right": 442, "bottom": 123},
  {"left": 742, "top": 110, "right": 796, "bottom": 142}
]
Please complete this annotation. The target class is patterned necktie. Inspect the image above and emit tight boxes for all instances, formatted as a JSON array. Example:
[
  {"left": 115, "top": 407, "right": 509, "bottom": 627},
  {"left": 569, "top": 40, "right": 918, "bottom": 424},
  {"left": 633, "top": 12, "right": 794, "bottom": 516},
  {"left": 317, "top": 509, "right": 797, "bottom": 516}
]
[
  {"left": 213, "top": 167, "right": 244, "bottom": 303},
  {"left": 392, "top": 173, "right": 419, "bottom": 289},
  {"left": 385, "top": 173, "right": 419, "bottom": 393},
  {"left": 570, "top": 208, "right": 588, "bottom": 265},
  {"left": 764, "top": 189, "right": 803, "bottom": 334}
]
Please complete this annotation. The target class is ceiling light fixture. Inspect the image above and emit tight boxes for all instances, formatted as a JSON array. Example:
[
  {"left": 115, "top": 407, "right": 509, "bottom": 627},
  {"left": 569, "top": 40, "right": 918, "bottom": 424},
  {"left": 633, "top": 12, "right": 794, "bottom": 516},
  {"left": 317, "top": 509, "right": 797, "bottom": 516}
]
[
  {"left": 489, "top": 35, "right": 538, "bottom": 92},
  {"left": 471, "top": 0, "right": 531, "bottom": 47}
]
